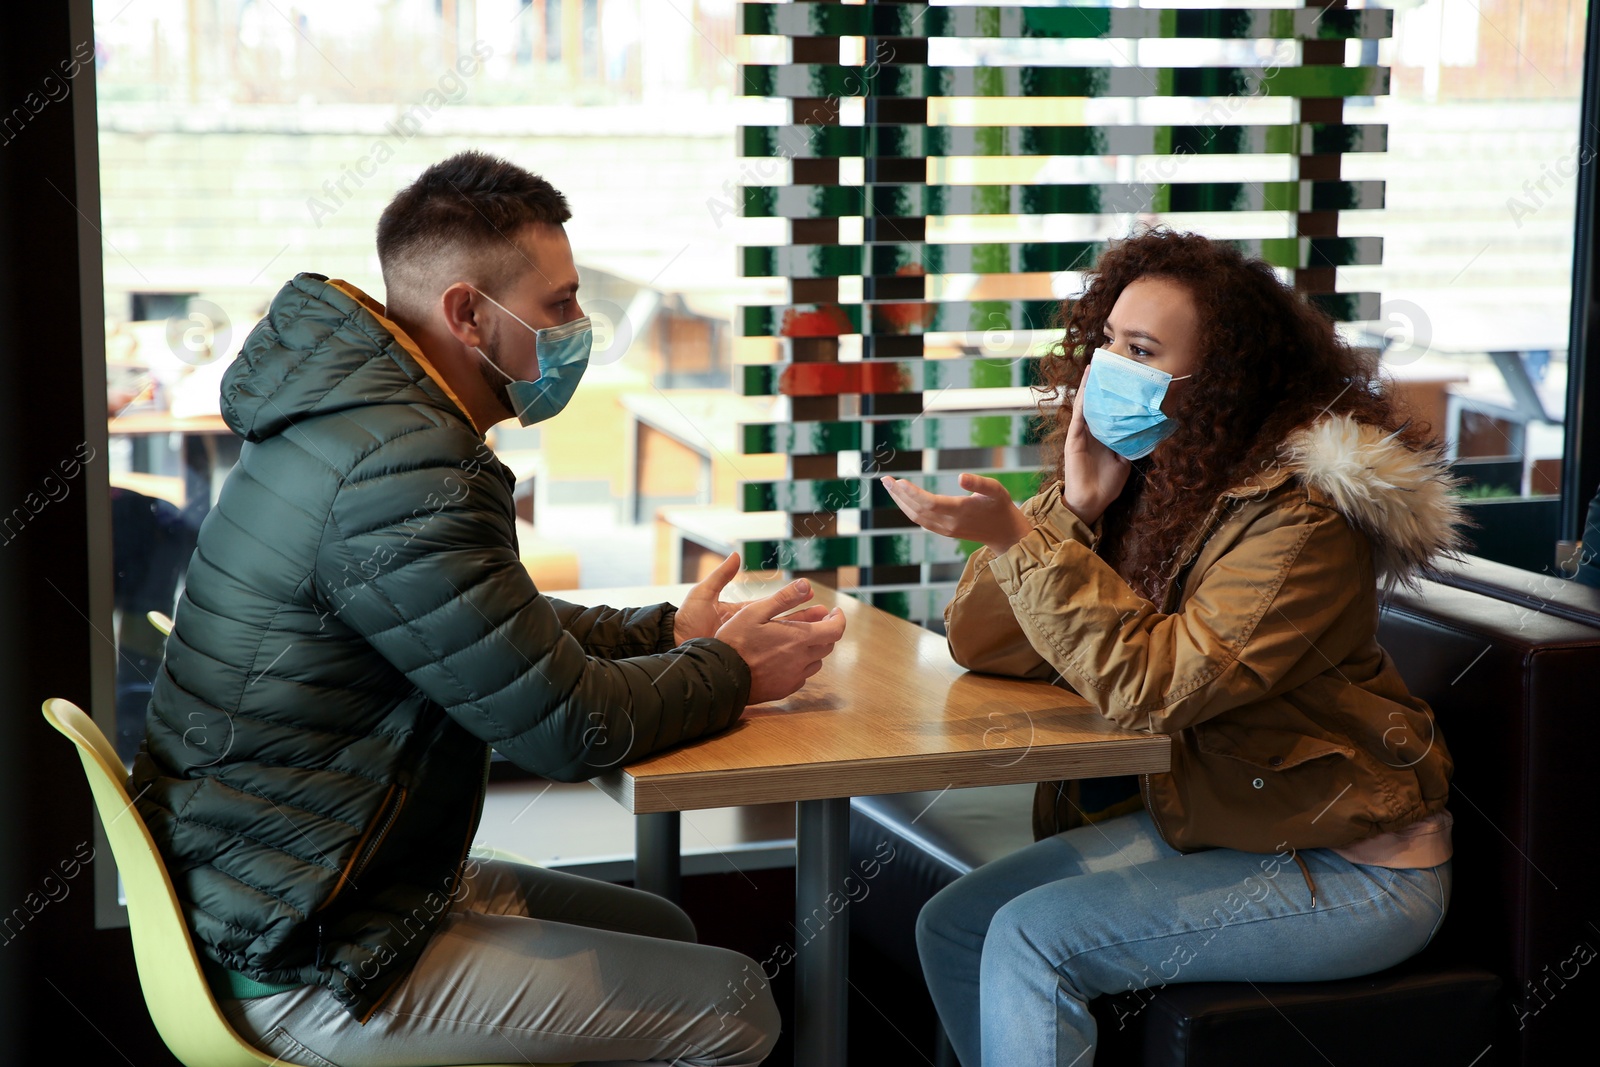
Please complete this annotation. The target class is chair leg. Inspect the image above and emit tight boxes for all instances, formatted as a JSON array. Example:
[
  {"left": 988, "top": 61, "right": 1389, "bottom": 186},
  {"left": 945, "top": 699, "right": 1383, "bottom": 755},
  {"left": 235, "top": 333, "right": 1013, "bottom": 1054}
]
[{"left": 933, "top": 1019, "right": 960, "bottom": 1067}]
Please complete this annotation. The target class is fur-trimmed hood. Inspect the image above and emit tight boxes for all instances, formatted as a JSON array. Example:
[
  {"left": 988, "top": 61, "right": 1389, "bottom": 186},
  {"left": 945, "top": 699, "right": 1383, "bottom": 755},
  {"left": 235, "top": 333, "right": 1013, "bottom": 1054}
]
[{"left": 1274, "top": 413, "right": 1469, "bottom": 587}]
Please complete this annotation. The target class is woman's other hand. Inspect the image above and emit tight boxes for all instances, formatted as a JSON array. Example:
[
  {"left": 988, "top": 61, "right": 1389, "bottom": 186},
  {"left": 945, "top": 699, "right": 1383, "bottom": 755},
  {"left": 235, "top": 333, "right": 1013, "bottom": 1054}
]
[
  {"left": 1063, "top": 378, "right": 1133, "bottom": 526},
  {"left": 881, "top": 473, "right": 1033, "bottom": 556}
]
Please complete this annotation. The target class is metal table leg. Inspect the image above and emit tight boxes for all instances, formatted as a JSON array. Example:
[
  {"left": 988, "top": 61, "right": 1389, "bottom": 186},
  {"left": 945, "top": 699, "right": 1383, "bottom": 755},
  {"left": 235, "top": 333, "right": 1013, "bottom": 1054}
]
[
  {"left": 635, "top": 811, "right": 681, "bottom": 902},
  {"left": 795, "top": 796, "right": 851, "bottom": 1067}
]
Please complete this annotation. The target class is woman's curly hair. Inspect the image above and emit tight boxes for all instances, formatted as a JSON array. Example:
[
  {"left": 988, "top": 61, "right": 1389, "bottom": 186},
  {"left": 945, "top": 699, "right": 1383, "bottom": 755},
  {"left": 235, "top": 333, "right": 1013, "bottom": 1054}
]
[{"left": 1034, "top": 228, "right": 1436, "bottom": 605}]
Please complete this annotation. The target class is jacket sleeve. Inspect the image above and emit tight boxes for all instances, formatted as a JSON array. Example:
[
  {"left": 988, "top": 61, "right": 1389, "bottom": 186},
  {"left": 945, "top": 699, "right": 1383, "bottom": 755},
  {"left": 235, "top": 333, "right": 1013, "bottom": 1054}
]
[
  {"left": 543, "top": 597, "right": 681, "bottom": 658},
  {"left": 944, "top": 491, "right": 1073, "bottom": 682},
  {"left": 988, "top": 487, "right": 1366, "bottom": 735},
  {"left": 314, "top": 427, "right": 750, "bottom": 782}
]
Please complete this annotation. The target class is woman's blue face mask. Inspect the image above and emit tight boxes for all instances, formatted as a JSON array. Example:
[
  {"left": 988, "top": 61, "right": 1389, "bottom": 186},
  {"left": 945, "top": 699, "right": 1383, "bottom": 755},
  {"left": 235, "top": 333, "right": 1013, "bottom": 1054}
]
[
  {"left": 1080, "top": 347, "right": 1193, "bottom": 460},
  {"left": 468, "top": 285, "right": 592, "bottom": 426}
]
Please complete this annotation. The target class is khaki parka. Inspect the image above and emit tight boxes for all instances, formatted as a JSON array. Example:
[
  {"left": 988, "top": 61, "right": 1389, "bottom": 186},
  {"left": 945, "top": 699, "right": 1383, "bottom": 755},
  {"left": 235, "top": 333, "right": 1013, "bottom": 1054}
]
[{"left": 945, "top": 413, "right": 1464, "bottom": 854}]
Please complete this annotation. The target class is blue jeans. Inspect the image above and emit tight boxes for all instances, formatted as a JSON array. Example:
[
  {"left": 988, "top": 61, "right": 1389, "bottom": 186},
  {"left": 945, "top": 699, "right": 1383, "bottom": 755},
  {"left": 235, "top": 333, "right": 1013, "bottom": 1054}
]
[{"left": 916, "top": 810, "right": 1451, "bottom": 1067}]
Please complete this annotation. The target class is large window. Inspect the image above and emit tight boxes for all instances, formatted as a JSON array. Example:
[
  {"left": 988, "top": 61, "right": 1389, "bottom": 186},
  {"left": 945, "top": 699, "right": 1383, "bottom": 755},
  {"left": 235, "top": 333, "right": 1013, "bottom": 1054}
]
[
  {"left": 93, "top": 0, "right": 757, "bottom": 763},
  {"left": 1343, "top": 0, "right": 1586, "bottom": 571},
  {"left": 91, "top": 1, "right": 1594, "bottom": 765},
  {"left": 728, "top": 0, "right": 1592, "bottom": 622}
]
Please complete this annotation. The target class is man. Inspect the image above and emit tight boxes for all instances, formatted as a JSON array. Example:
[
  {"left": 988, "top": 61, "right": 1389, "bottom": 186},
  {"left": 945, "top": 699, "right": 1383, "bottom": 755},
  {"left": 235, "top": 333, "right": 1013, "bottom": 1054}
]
[{"left": 131, "top": 150, "right": 845, "bottom": 1066}]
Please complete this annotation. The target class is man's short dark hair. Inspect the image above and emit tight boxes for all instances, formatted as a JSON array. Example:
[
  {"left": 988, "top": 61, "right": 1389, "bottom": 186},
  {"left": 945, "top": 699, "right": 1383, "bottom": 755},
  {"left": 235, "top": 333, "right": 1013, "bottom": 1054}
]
[{"left": 377, "top": 150, "right": 571, "bottom": 320}]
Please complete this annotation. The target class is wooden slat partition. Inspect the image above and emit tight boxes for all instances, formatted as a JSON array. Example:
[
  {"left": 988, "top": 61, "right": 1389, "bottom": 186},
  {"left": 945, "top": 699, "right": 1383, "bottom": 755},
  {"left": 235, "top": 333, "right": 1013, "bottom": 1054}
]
[{"left": 733, "top": 0, "right": 1390, "bottom": 625}]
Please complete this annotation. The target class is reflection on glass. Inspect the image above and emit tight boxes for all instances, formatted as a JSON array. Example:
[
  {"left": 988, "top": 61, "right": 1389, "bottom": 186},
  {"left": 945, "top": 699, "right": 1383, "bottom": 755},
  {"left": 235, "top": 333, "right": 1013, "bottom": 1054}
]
[{"left": 92, "top": 0, "right": 749, "bottom": 764}]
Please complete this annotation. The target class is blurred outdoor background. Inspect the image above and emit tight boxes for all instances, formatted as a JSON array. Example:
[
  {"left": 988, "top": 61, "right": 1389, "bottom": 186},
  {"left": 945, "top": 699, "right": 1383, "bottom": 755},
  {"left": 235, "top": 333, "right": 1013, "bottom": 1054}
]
[{"left": 93, "top": 0, "right": 1587, "bottom": 758}]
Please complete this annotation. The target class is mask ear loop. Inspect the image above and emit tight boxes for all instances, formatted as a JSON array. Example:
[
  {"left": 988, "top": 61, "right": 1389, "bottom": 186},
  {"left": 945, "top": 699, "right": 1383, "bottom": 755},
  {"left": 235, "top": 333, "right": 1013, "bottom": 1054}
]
[
  {"left": 468, "top": 284, "right": 542, "bottom": 334},
  {"left": 475, "top": 344, "right": 516, "bottom": 384},
  {"left": 474, "top": 340, "right": 535, "bottom": 422},
  {"left": 465, "top": 283, "right": 538, "bottom": 386},
  {"left": 467, "top": 292, "right": 537, "bottom": 425}
]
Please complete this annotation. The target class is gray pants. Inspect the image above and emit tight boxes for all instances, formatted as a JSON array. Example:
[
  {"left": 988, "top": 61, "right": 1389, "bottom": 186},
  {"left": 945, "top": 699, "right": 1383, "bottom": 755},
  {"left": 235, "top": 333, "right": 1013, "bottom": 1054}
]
[{"left": 220, "top": 859, "right": 781, "bottom": 1066}]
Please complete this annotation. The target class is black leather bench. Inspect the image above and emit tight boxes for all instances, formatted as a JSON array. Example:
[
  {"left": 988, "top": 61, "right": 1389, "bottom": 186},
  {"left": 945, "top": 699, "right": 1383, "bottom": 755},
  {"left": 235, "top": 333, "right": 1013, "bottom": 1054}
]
[{"left": 849, "top": 556, "right": 1600, "bottom": 1066}]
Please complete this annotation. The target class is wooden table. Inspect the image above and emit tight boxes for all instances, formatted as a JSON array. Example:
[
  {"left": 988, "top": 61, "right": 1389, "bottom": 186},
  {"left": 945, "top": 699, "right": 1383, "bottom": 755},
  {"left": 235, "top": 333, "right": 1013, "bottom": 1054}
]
[
  {"left": 1381, "top": 361, "right": 1471, "bottom": 454},
  {"left": 1413, "top": 335, "right": 1567, "bottom": 462},
  {"left": 105, "top": 412, "right": 231, "bottom": 436},
  {"left": 107, "top": 412, "right": 238, "bottom": 512},
  {"left": 549, "top": 579, "right": 1171, "bottom": 1067},
  {"left": 620, "top": 390, "right": 784, "bottom": 523},
  {"left": 1362, "top": 313, "right": 1569, "bottom": 462},
  {"left": 652, "top": 504, "right": 791, "bottom": 584}
]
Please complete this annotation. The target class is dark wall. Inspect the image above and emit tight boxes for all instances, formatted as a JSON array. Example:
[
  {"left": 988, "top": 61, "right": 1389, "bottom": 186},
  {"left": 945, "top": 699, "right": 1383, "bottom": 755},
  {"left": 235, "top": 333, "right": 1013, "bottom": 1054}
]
[
  {"left": 0, "top": 3, "right": 177, "bottom": 1062},
  {"left": 0, "top": 3, "right": 1596, "bottom": 1063},
  {"left": 1566, "top": 0, "right": 1600, "bottom": 540}
]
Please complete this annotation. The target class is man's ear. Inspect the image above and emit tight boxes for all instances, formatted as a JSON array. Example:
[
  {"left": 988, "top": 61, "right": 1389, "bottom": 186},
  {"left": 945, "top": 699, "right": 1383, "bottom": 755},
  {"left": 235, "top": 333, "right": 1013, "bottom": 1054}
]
[{"left": 440, "top": 283, "right": 486, "bottom": 349}]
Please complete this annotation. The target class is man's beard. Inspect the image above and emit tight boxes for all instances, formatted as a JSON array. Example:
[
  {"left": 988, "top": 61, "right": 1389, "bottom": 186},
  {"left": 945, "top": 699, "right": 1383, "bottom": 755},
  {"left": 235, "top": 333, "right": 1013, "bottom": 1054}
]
[{"left": 475, "top": 343, "right": 516, "bottom": 414}]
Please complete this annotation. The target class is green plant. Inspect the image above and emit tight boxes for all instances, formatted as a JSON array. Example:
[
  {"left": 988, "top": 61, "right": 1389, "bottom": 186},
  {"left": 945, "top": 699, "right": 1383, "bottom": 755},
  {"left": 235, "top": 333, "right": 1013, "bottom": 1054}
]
[{"left": 1454, "top": 483, "right": 1521, "bottom": 500}]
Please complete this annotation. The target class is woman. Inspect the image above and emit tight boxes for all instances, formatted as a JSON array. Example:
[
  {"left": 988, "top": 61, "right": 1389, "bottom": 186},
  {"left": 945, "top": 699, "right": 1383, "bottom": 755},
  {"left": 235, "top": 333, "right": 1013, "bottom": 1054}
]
[{"left": 883, "top": 229, "right": 1461, "bottom": 1066}]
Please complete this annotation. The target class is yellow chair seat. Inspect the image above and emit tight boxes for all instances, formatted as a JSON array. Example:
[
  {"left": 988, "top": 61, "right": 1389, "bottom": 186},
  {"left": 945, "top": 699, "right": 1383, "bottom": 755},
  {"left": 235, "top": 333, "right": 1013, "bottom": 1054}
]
[
  {"left": 468, "top": 843, "right": 541, "bottom": 867},
  {"left": 43, "top": 698, "right": 572, "bottom": 1067}
]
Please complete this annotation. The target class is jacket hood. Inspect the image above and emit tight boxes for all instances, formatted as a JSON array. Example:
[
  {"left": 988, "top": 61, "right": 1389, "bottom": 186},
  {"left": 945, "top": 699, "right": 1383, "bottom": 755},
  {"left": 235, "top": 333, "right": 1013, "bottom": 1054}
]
[
  {"left": 1272, "top": 413, "right": 1469, "bottom": 587},
  {"left": 221, "top": 273, "right": 471, "bottom": 442}
]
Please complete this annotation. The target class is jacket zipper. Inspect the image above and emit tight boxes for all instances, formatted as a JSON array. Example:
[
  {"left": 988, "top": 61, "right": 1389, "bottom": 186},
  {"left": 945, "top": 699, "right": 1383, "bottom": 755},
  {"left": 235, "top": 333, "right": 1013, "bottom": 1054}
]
[
  {"left": 350, "top": 785, "right": 407, "bottom": 886},
  {"left": 1141, "top": 772, "right": 1174, "bottom": 849},
  {"left": 356, "top": 748, "right": 491, "bottom": 1021},
  {"left": 1139, "top": 479, "right": 1305, "bottom": 869},
  {"left": 1138, "top": 491, "right": 1249, "bottom": 852},
  {"left": 1163, "top": 500, "right": 1227, "bottom": 599},
  {"left": 1140, "top": 527, "right": 1187, "bottom": 853},
  {"left": 314, "top": 783, "right": 406, "bottom": 974},
  {"left": 1293, "top": 851, "right": 1319, "bottom": 909},
  {"left": 453, "top": 747, "right": 492, "bottom": 891},
  {"left": 1162, "top": 478, "right": 1287, "bottom": 610},
  {"left": 318, "top": 784, "right": 407, "bottom": 917}
]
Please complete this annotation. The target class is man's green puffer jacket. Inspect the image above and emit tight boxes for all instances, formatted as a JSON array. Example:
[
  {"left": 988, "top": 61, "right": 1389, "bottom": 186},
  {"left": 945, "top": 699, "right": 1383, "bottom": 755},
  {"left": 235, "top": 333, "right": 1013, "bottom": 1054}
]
[{"left": 130, "top": 272, "right": 752, "bottom": 1020}]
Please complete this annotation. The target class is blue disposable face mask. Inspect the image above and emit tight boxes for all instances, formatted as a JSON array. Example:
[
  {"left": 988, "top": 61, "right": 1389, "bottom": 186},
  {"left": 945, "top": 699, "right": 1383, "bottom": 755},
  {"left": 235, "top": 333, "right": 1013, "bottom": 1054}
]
[
  {"left": 1080, "top": 346, "right": 1193, "bottom": 460},
  {"left": 469, "top": 286, "right": 592, "bottom": 426}
]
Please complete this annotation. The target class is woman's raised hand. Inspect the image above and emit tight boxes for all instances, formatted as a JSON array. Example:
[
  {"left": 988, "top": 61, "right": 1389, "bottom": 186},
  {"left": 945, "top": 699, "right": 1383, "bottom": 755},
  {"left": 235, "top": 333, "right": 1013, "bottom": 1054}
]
[
  {"left": 1062, "top": 379, "right": 1132, "bottom": 527},
  {"left": 881, "top": 472, "right": 1033, "bottom": 557}
]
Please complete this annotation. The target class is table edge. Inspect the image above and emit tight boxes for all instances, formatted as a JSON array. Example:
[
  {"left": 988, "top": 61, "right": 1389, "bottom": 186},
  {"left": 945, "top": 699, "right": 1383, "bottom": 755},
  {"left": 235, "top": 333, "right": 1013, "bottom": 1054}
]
[{"left": 594, "top": 734, "right": 1171, "bottom": 814}]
